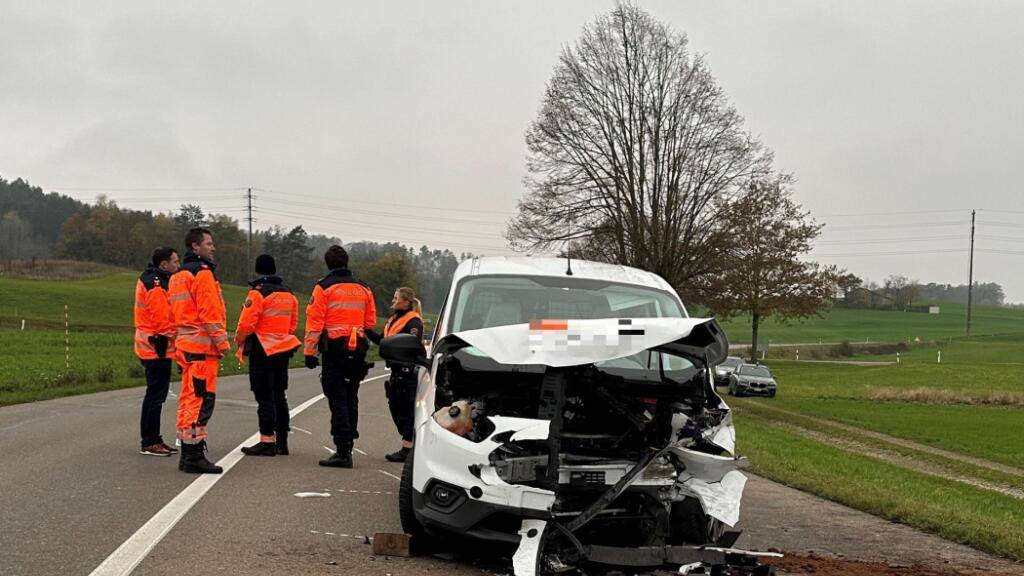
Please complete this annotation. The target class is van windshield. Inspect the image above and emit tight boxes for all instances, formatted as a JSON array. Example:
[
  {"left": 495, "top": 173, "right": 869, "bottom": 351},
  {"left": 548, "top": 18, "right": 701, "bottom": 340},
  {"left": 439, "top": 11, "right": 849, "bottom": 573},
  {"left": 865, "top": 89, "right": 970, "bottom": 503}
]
[{"left": 449, "top": 275, "right": 685, "bottom": 333}]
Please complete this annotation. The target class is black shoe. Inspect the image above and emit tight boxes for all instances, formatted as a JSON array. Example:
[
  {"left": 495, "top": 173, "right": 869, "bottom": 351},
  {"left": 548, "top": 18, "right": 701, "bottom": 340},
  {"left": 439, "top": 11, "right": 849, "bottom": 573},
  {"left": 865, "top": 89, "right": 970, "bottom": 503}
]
[
  {"left": 319, "top": 442, "right": 353, "bottom": 468},
  {"left": 384, "top": 447, "right": 410, "bottom": 463},
  {"left": 181, "top": 442, "right": 223, "bottom": 474},
  {"left": 318, "top": 451, "right": 352, "bottom": 468},
  {"left": 241, "top": 441, "right": 277, "bottom": 457},
  {"left": 275, "top": 434, "right": 289, "bottom": 456}
]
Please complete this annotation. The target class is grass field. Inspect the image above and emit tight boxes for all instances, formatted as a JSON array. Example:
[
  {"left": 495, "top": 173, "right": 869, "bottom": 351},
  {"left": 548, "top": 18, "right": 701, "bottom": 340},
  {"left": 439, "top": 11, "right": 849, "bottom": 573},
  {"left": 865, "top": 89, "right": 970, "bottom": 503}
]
[
  {"left": 729, "top": 332, "right": 1024, "bottom": 560},
  {"left": 0, "top": 271, "right": 435, "bottom": 406},
  {"left": 716, "top": 302, "right": 1024, "bottom": 344}
]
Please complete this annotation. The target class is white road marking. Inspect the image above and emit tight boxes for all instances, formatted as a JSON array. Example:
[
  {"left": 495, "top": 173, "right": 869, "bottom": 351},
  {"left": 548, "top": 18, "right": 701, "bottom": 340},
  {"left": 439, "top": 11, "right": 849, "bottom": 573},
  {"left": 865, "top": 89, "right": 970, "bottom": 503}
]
[
  {"left": 291, "top": 426, "right": 312, "bottom": 435},
  {"left": 353, "top": 447, "right": 368, "bottom": 456},
  {"left": 377, "top": 469, "right": 401, "bottom": 481},
  {"left": 90, "top": 374, "right": 387, "bottom": 576},
  {"left": 309, "top": 531, "right": 373, "bottom": 542},
  {"left": 323, "top": 446, "right": 334, "bottom": 454},
  {"left": 332, "top": 489, "right": 395, "bottom": 496}
]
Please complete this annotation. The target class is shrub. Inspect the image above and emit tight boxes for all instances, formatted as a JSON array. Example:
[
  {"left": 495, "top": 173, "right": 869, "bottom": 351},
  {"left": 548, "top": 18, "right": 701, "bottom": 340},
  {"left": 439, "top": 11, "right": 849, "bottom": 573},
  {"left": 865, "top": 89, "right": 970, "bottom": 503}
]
[
  {"left": 95, "top": 365, "right": 115, "bottom": 383},
  {"left": 126, "top": 364, "right": 145, "bottom": 379},
  {"left": 51, "top": 370, "right": 86, "bottom": 387},
  {"left": 829, "top": 340, "right": 855, "bottom": 358}
]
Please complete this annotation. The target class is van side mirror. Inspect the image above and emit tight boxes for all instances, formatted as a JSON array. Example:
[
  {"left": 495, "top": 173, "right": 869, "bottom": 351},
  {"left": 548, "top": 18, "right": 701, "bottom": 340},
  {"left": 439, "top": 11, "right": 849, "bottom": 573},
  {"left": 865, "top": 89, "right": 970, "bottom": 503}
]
[{"left": 380, "top": 333, "right": 430, "bottom": 368}]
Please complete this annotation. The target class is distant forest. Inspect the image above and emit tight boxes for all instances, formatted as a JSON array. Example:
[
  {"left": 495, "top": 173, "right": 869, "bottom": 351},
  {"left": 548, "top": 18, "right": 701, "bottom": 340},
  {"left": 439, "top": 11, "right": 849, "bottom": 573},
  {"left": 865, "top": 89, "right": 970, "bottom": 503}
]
[{"left": 0, "top": 176, "right": 469, "bottom": 313}]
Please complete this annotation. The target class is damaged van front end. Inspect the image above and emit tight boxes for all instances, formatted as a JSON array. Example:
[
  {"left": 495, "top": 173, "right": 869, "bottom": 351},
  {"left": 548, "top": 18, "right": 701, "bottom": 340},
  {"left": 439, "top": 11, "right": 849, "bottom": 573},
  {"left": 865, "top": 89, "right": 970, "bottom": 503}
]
[{"left": 391, "top": 316, "right": 774, "bottom": 575}]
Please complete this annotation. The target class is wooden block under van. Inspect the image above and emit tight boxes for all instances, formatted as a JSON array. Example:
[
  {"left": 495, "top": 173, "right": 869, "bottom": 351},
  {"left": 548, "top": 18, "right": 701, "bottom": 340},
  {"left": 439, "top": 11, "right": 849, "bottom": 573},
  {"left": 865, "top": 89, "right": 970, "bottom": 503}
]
[{"left": 372, "top": 532, "right": 412, "bottom": 557}]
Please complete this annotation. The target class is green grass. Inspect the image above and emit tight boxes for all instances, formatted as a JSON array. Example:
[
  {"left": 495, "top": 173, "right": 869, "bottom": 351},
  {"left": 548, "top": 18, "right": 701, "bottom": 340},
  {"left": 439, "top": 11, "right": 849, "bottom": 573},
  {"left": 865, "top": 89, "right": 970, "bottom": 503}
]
[
  {"left": 727, "top": 331, "right": 1024, "bottom": 560},
  {"left": 736, "top": 416, "right": 1024, "bottom": 560},
  {"left": 734, "top": 340, "right": 1024, "bottom": 468},
  {"left": 717, "top": 302, "right": 1024, "bottom": 344}
]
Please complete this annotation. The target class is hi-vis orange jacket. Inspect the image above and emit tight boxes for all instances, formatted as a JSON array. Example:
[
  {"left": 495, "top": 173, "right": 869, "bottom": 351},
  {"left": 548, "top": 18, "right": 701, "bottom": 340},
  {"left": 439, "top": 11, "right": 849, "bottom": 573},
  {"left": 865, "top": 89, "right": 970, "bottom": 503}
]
[
  {"left": 234, "top": 275, "right": 301, "bottom": 363},
  {"left": 134, "top": 265, "right": 176, "bottom": 360},
  {"left": 383, "top": 310, "right": 423, "bottom": 338},
  {"left": 169, "top": 252, "right": 229, "bottom": 356},
  {"left": 304, "top": 268, "right": 376, "bottom": 356}
]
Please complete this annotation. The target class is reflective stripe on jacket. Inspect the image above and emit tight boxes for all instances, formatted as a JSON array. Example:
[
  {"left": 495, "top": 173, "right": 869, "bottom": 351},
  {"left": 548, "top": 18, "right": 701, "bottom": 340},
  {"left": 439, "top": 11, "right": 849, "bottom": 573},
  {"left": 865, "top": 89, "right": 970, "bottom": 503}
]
[
  {"left": 134, "top": 265, "right": 177, "bottom": 360},
  {"left": 234, "top": 277, "right": 301, "bottom": 362},
  {"left": 304, "top": 268, "right": 376, "bottom": 356},
  {"left": 384, "top": 310, "right": 423, "bottom": 338},
  {"left": 169, "top": 253, "right": 228, "bottom": 356}
]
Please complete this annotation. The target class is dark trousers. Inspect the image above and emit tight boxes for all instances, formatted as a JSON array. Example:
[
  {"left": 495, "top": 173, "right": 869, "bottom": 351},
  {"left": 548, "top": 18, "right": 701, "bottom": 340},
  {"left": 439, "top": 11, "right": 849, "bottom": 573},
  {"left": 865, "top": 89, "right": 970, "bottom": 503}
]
[
  {"left": 385, "top": 364, "right": 417, "bottom": 442},
  {"left": 140, "top": 358, "right": 172, "bottom": 448},
  {"left": 321, "top": 341, "right": 371, "bottom": 448},
  {"left": 249, "top": 351, "right": 291, "bottom": 437}
]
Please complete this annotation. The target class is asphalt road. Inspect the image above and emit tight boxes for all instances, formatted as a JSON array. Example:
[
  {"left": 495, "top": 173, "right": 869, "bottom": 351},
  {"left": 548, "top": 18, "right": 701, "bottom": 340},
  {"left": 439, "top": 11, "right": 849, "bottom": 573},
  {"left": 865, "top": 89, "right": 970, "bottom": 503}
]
[{"left": 2, "top": 368, "right": 1019, "bottom": 576}]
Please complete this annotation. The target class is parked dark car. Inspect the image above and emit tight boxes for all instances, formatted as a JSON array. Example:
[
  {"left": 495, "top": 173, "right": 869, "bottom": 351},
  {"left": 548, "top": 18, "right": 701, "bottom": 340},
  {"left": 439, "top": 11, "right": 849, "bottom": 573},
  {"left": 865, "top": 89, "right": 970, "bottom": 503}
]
[
  {"left": 728, "top": 363, "right": 777, "bottom": 397},
  {"left": 714, "top": 356, "right": 743, "bottom": 386}
]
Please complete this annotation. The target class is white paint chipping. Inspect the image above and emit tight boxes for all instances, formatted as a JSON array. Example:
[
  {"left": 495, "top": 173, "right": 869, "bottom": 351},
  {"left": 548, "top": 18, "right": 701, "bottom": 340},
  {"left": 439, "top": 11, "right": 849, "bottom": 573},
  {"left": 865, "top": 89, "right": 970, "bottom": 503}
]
[{"left": 89, "top": 374, "right": 387, "bottom": 576}]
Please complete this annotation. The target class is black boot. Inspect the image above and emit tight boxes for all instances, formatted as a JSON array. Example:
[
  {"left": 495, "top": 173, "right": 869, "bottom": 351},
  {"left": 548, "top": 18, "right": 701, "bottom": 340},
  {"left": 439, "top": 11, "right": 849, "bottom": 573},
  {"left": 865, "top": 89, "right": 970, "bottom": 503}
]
[
  {"left": 384, "top": 446, "right": 410, "bottom": 463},
  {"left": 318, "top": 441, "right": 352, "bottom": 468},
  {"left": 275, "top": 432, "right": 289, "bottom": 455},
  {"left": 181, "top": 442, "right": 223, "bottom": 474},
  {"left": 241, "top": 441, "right": 276, "bottom": 457}
]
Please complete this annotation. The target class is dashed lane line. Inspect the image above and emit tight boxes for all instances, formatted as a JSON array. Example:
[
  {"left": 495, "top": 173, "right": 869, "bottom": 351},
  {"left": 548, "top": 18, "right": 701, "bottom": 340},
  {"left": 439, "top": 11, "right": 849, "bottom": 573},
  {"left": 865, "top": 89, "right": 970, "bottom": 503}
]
[
  {"left": 89, "top": 374, "right": 387, "bottom": 576},
  {"left": 291, "top": 426, "right": 312, "bottom": 435},
  {"left": 309, "top": 529, "right": 373, "bottom": 542},
  {"left": 377, "top": 469, "right": 402, "bottom": 481}
]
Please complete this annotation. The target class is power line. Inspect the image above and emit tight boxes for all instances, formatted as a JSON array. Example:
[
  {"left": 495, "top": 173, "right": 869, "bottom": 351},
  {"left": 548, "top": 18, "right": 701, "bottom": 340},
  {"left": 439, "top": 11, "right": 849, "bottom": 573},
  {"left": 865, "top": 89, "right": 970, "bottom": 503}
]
[
  {"left": 254, "top": 207, "right": 504, "bottom": 239},
  {"left": 813, "top": 234, "right": 964, "bottom": 245},
  {"left": 255, "top": 208, "right": 513, "bottom": 253},
  {"left": 812, "top": 248, "right": 968, "bottom": 257},
  {"left": 815, "top": 209, "right": 970, "bottom": 218},
  {"left": 822, "top": 221, "right": 967, "bottom": 232},
  {"left": 254, "top": 188, "right": 515, "bottom": 217}
]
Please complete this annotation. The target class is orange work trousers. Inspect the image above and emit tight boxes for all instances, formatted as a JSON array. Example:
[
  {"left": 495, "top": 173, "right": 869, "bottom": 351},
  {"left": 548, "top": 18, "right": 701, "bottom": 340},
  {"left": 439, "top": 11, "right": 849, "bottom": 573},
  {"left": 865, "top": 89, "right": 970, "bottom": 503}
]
[{"left": 176, "top": 352, "right": 220, "bottom": 444}]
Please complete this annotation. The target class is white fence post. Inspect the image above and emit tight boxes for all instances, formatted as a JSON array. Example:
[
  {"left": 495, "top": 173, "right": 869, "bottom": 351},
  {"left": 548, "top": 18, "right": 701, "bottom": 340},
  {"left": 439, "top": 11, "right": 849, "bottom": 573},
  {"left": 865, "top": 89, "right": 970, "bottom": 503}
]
[{"left": 64, "top": 304, "right": 70, "bottom": 370}]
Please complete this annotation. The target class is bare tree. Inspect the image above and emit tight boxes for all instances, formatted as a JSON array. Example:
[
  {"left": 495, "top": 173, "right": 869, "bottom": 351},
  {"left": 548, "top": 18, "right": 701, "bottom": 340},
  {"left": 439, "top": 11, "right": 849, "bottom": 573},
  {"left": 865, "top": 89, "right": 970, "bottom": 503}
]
[
  {"left": 508, "top": 3, "right": 772, "bottom": 297},
  {"left": 702, "top": 178, "right": 839, "bottom": 361}
]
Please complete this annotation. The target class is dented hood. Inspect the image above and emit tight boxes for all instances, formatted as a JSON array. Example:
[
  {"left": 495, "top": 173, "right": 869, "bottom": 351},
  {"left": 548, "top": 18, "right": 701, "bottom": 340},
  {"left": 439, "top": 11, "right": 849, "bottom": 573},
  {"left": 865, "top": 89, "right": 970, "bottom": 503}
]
[{"left": 437, "top": 317, "right": 729, "bottom": 368}]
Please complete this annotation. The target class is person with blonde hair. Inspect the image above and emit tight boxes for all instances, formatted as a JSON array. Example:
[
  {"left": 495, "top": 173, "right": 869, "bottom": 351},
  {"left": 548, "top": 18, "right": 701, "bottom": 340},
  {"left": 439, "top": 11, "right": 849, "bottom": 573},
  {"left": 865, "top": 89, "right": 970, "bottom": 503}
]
[{"left": 368, "top": 286, "right": 423, "bottom": 462}]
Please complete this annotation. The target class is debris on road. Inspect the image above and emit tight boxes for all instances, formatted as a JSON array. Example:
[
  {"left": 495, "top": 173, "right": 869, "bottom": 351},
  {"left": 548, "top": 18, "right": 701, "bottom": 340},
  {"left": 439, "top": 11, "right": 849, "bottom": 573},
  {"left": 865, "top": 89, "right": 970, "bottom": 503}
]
[{"left": 372, "top": 532, "right": 412, "bottom": 557}]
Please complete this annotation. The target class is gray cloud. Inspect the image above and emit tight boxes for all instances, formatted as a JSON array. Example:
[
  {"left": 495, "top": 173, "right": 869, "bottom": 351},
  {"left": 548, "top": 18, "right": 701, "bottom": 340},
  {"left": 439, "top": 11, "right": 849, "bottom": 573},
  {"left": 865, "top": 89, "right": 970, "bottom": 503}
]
[{"left": 1, "top": 0, "right": 1020, "bottom": 300}]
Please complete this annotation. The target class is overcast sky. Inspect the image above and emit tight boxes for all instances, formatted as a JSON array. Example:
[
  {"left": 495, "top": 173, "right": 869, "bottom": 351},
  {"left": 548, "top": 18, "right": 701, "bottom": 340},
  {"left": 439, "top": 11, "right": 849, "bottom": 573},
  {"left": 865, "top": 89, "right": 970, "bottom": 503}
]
[{"left": 2, "top": 1, "right": 1022, "bottom": 301}]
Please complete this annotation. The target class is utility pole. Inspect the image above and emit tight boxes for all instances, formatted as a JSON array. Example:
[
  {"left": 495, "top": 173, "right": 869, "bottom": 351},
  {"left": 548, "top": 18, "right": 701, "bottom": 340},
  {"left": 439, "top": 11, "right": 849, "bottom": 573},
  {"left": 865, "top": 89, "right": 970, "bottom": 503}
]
[
  {"left": 966, "top": 209, "right": 975, "bottom": 337},
  {"left": 243, "top": 188, "right": 251, "bottom": 266}
]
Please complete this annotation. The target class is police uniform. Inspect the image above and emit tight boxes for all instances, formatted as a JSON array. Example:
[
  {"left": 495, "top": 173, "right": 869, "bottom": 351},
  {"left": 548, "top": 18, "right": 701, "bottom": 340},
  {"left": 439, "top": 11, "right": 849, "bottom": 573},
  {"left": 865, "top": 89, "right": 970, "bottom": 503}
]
[
  {"left": 304, "top": 267, "right": 376, "bottom": 466},
  {"left": 134, "top": 263, "right": 177, "bottom": 454},
  {"left": 378, "top": 309, "right": 423, "bottom": 446},
  {"left": 168, "top": 251, "right": 228, "bottom": 473},
  {"left": 235, "top": 261, "right": 301, "bottom": 456}
]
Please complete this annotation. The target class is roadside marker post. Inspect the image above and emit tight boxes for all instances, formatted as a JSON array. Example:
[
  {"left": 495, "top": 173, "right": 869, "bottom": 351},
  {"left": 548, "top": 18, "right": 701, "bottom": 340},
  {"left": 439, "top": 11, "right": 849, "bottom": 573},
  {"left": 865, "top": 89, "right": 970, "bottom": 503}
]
[
  {"left": 937, "top": 350, "right": 942, "bottom": 364},
  {"left": 896, "top": 352, "right": 900, "bottom": 364},
  {"left": 64, "top": 304, "right": 70, "bottom": 370}
]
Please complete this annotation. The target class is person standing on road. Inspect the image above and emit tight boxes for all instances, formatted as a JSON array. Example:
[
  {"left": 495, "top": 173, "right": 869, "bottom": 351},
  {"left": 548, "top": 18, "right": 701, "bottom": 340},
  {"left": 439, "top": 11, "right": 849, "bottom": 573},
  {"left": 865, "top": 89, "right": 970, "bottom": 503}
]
[
  {"left": 134, "top": 247, "right": 181, "bottom": 457},
  {"left": 235, "top": 254, "right": 301, "bottom": 457},
  {"left": 304, "top": 245, "right": 376, "bottom": 469},
  {"left": 367, "top": 287, "right": 423, "bottom": 463},
  {"left": 169, "top": 227, "right": 229, "bottom": 474}
]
